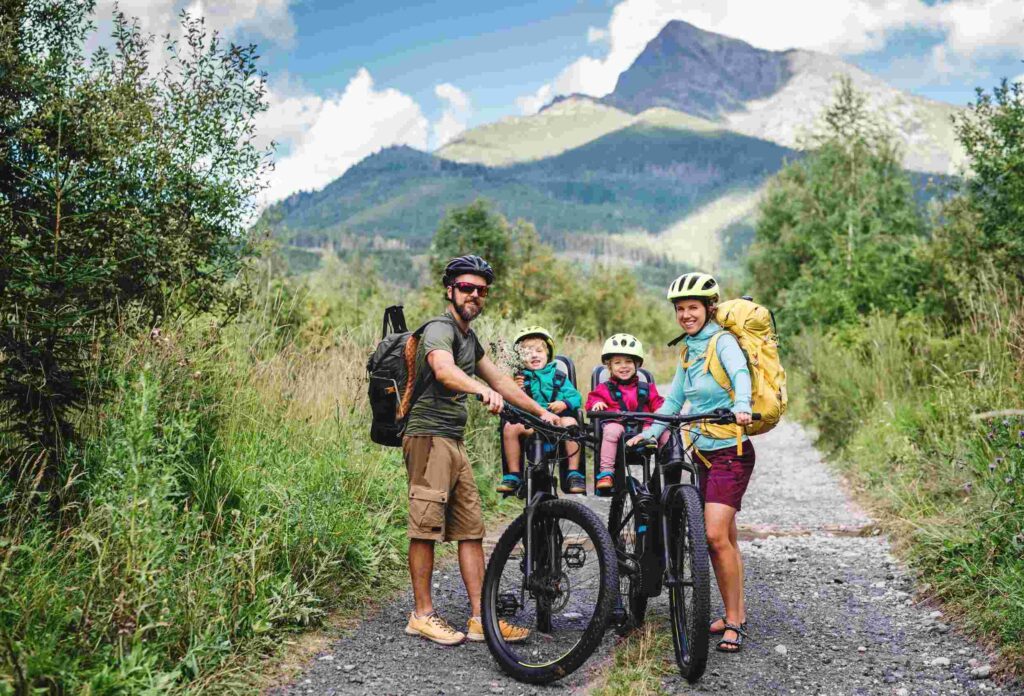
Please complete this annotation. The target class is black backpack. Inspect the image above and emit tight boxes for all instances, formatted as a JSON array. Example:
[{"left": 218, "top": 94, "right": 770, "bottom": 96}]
[{"left": 366, "top": 306, "right": 460, "bottom": 447}]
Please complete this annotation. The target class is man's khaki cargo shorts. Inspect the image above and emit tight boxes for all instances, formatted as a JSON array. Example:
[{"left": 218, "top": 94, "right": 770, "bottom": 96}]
[{"left": 402, "top": 435, "right": 485, "bottom": 542}]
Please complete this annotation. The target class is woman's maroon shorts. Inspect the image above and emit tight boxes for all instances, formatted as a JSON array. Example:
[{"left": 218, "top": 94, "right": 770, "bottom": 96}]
[{"left": 696, "top": 442, "right": 756, "bottom": 512}]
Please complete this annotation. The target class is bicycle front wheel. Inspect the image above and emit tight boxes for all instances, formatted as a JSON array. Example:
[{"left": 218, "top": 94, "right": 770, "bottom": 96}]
[
  {"left": 482, "top": 499, "right": 617, "bottom": 684},
  {"left": 668, "top": 485, "right": 710, "bottom": 683}
]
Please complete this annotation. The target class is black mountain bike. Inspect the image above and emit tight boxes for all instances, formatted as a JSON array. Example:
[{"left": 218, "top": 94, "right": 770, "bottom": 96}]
[
  {"left": 481, "top": 401, "right": 617, "bottom": 685},
  {"left": 588, "top": 408, "right": 757, "bottom": 683}
]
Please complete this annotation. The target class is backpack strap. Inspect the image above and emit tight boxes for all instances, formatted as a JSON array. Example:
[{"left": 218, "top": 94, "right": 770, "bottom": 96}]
[
  {"left": 399, "top": 317, "right": 466, "bottom": 418},
  {"left": 703, "top": 332, "right": 746, "bottom": 456},
  {"left": 703, "top": 332, "right": 734, "bottom": 398}
]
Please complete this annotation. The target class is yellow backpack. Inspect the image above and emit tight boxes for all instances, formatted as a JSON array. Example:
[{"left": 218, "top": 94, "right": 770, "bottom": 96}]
[{"left": 681, "top": 298, "right": 788, "bottom": 446}]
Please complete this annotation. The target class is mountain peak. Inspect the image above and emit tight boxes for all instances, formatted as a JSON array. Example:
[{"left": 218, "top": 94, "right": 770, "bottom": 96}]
[{"left": 603, "top": 20, "right": 792, "bottom": 119}]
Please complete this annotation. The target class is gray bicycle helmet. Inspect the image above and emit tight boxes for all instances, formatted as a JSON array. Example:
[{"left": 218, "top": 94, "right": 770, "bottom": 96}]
[{"left": 442, "top": 254, "right": 495, "bottom": 286}]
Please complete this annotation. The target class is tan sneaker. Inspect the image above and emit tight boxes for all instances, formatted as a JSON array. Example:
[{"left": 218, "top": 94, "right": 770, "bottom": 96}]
[
  {"left": 466, "top": 616, "right": 529, "bottom": 643},
  {"left": 405, "top": 611, "right": 465, "bottom": 646}
]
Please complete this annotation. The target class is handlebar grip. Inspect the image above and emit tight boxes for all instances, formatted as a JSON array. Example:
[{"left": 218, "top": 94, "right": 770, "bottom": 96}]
[{"left": 752, "top": 413, "right": 762, "bottom": 421}]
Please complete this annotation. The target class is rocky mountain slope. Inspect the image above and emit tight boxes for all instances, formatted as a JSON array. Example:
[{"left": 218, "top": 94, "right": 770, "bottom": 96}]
[
  {"left": 263, "top": 20, "right": 964, "bottom": 280},
  {"left": 442, "top": 20, "right": 964, "bottom": 175}
]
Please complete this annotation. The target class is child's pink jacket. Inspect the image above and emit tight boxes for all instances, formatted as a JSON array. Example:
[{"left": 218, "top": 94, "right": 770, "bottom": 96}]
[{"left": 585, "top": 377, "right": 665, "bottom": 413}]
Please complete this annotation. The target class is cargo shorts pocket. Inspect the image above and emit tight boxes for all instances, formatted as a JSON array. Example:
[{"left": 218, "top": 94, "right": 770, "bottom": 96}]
[{"left": 409, "top": 485, "right": 448, "bottom": 535}]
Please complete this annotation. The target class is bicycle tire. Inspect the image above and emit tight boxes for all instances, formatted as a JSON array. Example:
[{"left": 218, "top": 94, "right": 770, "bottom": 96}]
[
  {"left": 607, "top": 483, "right": 647, "bottom": 634},
  {"left": 668, "top": 485, "right": 710, "bottom": 683},
  {"left": 483, "top": 499, "right": 617, "bottom": 684}
]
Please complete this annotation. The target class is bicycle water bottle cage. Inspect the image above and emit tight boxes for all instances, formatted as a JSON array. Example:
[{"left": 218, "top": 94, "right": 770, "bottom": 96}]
[{"left": 542, "top": 442, "right": 556, "bottom": 455}]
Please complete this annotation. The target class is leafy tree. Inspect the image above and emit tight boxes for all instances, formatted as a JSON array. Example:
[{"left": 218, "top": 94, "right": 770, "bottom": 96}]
[
  {"left": 429, "top": 199, "right": 513, "bottom": 283},
  {"left": 748, "top": 77, "right": 928, "bottom": 333},
  {"left": 0, "top": 1, "right": 270, "bottom": 479},
  {"left": 949, "top": 76, "right": 1024, "bottom": 284}
]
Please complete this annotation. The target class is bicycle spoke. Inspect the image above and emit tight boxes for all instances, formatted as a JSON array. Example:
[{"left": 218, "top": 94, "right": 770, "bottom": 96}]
[{"left": 489, "top": 509, "right": 607, "bottom": 668}]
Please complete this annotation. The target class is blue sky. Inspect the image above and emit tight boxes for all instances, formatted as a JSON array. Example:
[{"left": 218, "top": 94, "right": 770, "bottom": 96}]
[
  {"left": 244, "top": 0, "right": 1021, "bottom": 134},
  {"left": 105, "top": 0, "right": 1024, "bottom": 203}
]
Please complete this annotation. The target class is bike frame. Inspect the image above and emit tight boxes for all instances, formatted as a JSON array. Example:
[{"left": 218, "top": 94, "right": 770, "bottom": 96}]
[
  {"left": 500, "top": 405, "right": 592, "bottom": 605},
  {"left": 591, "top": 409, "right": 738, "bottom": 597}
]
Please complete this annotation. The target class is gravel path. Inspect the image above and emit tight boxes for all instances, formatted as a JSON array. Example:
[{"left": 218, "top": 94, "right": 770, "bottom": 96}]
[{"left": 271, "top": 422, "right": 1015, "bottom": 696}]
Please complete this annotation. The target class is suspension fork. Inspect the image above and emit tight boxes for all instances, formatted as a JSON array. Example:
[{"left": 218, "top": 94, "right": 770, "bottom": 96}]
[
  {"left": 523, "top": 435, "right": 548, "bottom": 594},
  {"left": 660, "top": 429, "right": 689, "bottom": 588}
]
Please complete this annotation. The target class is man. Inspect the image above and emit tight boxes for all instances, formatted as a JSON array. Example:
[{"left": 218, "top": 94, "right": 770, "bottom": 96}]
[{"left": 402, "top": 254, "right": 560, "bottom": 645}]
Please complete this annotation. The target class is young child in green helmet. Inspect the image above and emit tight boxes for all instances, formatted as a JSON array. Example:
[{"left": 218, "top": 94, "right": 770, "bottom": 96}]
[
  {"left": 585, "top": 333, "right": 668, "bottom": 492},
  {"left": 497, "top": 326, "right": 585, "bottom": 494}
]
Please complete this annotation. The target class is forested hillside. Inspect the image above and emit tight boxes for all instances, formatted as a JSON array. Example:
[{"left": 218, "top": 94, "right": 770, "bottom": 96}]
[
  {"left": 749, "top": 77, "right": 1024, "bottom": 673},
  {"left": 261, "top": 124, "right": 796, "bottom": 252}
]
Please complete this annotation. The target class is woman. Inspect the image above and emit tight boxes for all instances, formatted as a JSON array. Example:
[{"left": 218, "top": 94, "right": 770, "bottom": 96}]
[{"left": 627, "top": 271, "right": 754, "bottom": 653}]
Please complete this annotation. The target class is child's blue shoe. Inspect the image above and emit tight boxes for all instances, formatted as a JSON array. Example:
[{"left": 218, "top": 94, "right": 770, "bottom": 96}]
[
  {"left": 566, "top": 471, "right": 586, "bottom": 494},
  {"left": 496, "top": 473, "right": 521, "bottom": 494},
  {"left": 595, "top": 471, "right": 614, "bottom": 494}
]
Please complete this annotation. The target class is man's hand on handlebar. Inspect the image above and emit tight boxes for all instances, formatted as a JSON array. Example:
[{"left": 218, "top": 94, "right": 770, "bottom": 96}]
[
  {"left": 478, "top": 387, "right": 504, "bottom": 415},
  {"left": 538, "top": 410, "right": 561, "bottom": 426},
  {"left": 590, "top": 401, "right": 608, "bottom": 412}
]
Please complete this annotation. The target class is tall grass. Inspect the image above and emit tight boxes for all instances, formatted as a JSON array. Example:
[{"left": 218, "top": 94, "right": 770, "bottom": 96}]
[
  {"left": 795, "top": 282, "right": 1024, "bottom": 670},
  {"left": 0, "top": 302, "right": 518, "bottom": 692},
  {"left": 0, "top": 249, "right": 682, "bottom": 692}
]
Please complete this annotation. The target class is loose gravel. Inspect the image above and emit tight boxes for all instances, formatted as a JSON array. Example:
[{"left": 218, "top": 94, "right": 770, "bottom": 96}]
[{"left": 270, "top": 422, "right": 1017, "bottom": 696}]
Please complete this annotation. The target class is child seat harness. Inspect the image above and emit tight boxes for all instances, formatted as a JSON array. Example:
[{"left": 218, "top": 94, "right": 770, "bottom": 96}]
[
  {"left": 603, "top": 379, "right": 650, "bottom": 412},
  {"left": 523, "top": 369, "right": 567, "bottom": 406}
]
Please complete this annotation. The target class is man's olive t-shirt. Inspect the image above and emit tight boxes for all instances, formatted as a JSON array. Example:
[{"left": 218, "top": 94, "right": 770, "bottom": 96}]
[{"left": 404, "top": 315, "right": 485, "bottom": 440}]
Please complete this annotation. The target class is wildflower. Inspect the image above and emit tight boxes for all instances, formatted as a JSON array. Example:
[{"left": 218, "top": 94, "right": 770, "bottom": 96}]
[
  {"left": 1005, "top": 476, "right": 1015, "bottom": 485},
  {"left": 1018, "top": 429, "right": 1024, "bottom": 438},
  {"left": 989, "top": 462, "right": 997, "bottom": 472},
  {"left": 962, "top": 482, "right": 972, "bottom": 493}
]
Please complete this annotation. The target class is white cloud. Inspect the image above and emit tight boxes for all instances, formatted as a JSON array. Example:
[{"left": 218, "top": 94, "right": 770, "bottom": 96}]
[
  {"left": 516, "top": 83, "right": 554, "bottom": 115},
  {"left": 1014, "top": 73, "right": 1024, "bottom": 86},
  {"left": 435, "top": 83, "right": 470, "bottom": 112},
  {"left": 587, "top": 26, "right": 608, "bottom": 43},
  {"left": 262, "top": 68, "right": 429, "bottom": 205},
  {"left": 88, "top": 0, "right": 297, "bottom": 72},
  {"left": 518, "top": 0, "right": 1024, "bottom": 108},
  {"left": 432, "top": 83, "right": 472, "bottom": 148}
]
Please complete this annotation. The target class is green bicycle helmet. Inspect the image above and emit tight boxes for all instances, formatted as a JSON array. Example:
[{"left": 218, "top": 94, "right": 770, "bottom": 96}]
[
  {"left": 667, "top": 272, "right": 719, "bottom": 303},
  {"left": 601, "top": 333, "right": 645, "bottom": 366},
  {"left": 514, "top": 326, "right": 555, "bottom": 360}
]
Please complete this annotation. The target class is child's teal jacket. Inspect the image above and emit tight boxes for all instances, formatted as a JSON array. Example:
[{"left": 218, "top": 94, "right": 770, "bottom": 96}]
[{"left": 522, "top": 362, "right": 582, "bottom": 411}]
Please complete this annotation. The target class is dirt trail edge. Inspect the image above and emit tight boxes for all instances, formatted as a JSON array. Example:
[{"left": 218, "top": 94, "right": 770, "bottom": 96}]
[{"left": 270, "top": 422, "right": 1012, "bottom": 696}]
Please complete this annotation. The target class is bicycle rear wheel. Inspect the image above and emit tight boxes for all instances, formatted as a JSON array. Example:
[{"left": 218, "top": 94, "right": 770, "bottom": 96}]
[
  {"left": 607, "top": 479, "right": 647, "bottom": 634},
  {"left": 668, "top": 485, "right": 710, "bottom": 683},
  {"left": 483, "top": 499, "right": 617, "bottom": 684}
]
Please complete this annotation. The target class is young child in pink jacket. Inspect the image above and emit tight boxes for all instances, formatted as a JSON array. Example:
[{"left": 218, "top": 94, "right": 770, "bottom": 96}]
[{"left": 585, "top": 334, "right": 669, "bottom": 492}]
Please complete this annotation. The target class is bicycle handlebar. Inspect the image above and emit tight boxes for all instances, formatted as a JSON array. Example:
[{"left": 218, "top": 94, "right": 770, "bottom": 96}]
[
  {"left": 587, "top": 408, "right": 762, "bottom": 425},
  {"left": 475, "top": 394, "right": 590, "bottom": 440}
]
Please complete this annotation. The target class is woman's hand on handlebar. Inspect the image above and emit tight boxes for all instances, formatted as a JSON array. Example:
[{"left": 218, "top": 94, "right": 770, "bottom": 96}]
[
  {"left": 590, "top": 401, "right": 608, "bottom": 411},
  {"left": 478, "top": 387, "right": 504, "bottom": 415},
  {"left": 734, "top": 411, "right": 752, "bottom": 426},
  {"left": 625, "top": 433, "right": 651, "bottom": 447}
]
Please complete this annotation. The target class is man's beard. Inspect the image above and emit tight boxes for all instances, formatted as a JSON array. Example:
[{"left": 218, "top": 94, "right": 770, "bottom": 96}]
[{"left": 454, "top": 296, "right": 483, "bottom": 322}]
